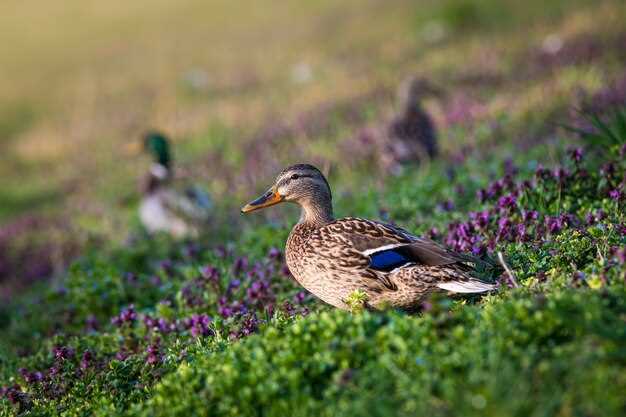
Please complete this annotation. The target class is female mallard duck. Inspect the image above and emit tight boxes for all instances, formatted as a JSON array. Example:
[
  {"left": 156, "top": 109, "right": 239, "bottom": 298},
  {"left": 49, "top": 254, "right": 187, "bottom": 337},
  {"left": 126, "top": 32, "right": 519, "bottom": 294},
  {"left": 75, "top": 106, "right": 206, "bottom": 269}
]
[
  {"left": 242, "top": 164, "right": 496, "bottom": 311},
  {"left": 134, "top": 131, "right": 212, "bottom": 239}
]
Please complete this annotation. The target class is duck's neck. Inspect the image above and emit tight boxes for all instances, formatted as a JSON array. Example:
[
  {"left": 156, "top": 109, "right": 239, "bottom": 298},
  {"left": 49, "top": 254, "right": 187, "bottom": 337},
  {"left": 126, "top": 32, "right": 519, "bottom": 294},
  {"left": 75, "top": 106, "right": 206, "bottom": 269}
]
[
  {"left": 143, "top": 163, "right": 171, "bottom": 194},
  {"left": 298, "top": 196, "right": 334, "bottom": 228}
]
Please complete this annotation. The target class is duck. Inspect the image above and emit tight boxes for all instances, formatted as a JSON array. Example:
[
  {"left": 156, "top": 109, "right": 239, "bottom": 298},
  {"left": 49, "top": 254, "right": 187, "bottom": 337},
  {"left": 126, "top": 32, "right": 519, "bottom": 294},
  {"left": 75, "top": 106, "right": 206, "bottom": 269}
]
[
  {"left": 382, "top": 77, "right": 441, "bottom": 174},
  {"left": 241, "top": 163, "right": 497, "bottom": 311},
  {"left": 129, "top": 131, "right": 212, "bottom": 239}
]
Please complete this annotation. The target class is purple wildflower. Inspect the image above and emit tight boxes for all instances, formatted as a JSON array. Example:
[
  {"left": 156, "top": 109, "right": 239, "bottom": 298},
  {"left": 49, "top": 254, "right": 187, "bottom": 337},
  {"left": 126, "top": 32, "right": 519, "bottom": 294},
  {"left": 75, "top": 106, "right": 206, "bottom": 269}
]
[
  {"left": 146, "top": 343, "right": 161, "bottom": 365},
  {"left": 200, "top": 265, "right": 220, "bottom": 282},
  {"left": 522, "top": 210, "right": 539, "bottom": 223},
  {"left": 267, "top": 247, "right": 283, "bottom": 261},
  {"left": 19, "top": 368, "right": 43, "bottom": 384},
  {"left": 294, "top": 291, "right": 307, "bottom": 304},
  {"left": 159, "top": 260, "right": 174, "bottom": 275},
  {"left": 80, "top": 351, "right": 93, "bottom": 371},
  {"left": 497, "top": 194, "right": 517, "bottom": 211},
  {"left": 439, "top": 200, "right": 455, "bottom": 212},
  {"left": 609, "top": 189, "right": 622, "bottom": 201},
  {"left": 112, "top": 305, "right": 137, "bottom": 326},
  {"left": 233, "top": 257, "right": 249, "bottom": 276},
  {"left": 569, "top": 147, "right": 584, "bottom": 164},
  {"left": 186, "top": 314, "right": 212, "bottom": 338},
  {"left": 115, "top": 350, "right": 129, "bottom": 361},
  {"left": 545, "top": 216, "right": 564, "bottom": 234},
  {"left": 52, "top": 346, "right": 75, "bottom": 361}
]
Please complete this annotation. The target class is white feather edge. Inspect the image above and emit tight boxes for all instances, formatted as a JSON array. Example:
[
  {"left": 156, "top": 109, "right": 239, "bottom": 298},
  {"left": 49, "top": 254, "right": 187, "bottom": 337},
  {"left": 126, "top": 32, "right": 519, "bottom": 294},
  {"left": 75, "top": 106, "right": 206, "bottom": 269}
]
[
  {"left": 436, "top": 281, "right": 496, "bottom": 293},
  {"left": 361, "top": 243, "right": 407, "bottom": 256}
]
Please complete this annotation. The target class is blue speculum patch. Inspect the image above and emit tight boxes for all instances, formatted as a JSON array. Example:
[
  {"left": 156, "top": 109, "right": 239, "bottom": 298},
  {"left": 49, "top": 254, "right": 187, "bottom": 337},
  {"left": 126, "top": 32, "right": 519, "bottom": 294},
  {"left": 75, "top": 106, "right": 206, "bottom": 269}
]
[{"left": 368, "top": 249, "right": 411, "bottom": 272}]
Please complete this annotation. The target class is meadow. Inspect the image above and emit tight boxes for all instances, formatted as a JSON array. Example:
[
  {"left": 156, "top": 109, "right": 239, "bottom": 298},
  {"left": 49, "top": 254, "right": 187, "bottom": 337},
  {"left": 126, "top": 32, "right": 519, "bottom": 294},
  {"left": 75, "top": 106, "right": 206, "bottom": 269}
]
[{"left": 1, "top": 0, "right": 626, "bottom": 415}]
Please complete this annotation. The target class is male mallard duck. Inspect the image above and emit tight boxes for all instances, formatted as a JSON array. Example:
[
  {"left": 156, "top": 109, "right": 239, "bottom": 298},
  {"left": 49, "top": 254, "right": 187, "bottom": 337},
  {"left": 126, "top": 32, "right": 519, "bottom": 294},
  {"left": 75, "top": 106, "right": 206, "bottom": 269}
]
[
  {"left": 241, "top": 164, "right": 496, "bottom": 311},
  {"left": 132, "top": 131, "right": 212, "bottom": 239}
]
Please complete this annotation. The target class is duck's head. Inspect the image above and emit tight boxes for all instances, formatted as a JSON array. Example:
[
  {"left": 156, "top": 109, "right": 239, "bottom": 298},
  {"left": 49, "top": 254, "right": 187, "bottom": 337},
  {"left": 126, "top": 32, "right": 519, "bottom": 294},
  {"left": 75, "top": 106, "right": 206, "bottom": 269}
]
[
  {"left": 398, "top": 77, "right": 442, "bottom": 110},
  {"left": 241, "top": 164, "right": 333, "bottom": 221},
  {"left": 143, "top": 131, "right": 171, "bottom": 168}
]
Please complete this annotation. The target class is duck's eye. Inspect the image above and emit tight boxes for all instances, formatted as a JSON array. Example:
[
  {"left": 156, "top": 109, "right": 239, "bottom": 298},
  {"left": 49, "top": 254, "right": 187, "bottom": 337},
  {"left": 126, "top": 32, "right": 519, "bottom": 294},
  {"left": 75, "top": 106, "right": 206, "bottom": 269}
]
[{"left": 290, "top": 174, "right": 300, "bottom": 180}]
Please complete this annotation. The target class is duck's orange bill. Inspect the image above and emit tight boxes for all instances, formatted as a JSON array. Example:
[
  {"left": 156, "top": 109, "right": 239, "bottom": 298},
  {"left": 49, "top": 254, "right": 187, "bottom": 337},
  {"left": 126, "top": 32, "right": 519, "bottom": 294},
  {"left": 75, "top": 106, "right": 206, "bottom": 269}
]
[{"left": 241, "top": 187, "right": 283, "bottom": 213}]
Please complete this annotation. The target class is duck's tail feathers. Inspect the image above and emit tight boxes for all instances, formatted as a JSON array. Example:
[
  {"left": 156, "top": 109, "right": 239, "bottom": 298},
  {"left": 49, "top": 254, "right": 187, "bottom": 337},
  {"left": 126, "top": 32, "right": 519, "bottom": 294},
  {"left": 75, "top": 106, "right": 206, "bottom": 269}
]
[{"left": 436, "top": 279, "right": 497, "bottom": 294}]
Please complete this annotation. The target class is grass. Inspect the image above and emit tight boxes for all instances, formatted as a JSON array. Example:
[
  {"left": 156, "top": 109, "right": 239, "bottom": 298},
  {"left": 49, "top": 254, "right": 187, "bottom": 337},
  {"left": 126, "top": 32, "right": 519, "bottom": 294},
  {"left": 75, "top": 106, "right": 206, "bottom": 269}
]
[{"left": 2, "top": 0, "right": 626, "bottom": 416}]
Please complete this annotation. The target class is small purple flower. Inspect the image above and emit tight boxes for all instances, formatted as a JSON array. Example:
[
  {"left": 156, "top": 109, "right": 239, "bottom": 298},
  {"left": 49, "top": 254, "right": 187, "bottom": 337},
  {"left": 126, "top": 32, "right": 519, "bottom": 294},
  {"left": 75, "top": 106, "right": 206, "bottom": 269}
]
[
  {"left": 497, "top": 194, "right": 517, "bottom": 211},
  {"left": 157, "top": 318, "right": 174, "bottom": 333},
  {"left": 233, "top": 314, "right": 259, "bottom": 339},
  {"left": 497, "top": 217, "right": 511, "bottom": 234},
  {"left": 115, "top": 349, "right": 129, "bottom": 361},
  {"left": 569, "top": 147, "right": 584, "bottom": 164},
  {"left": 522, "top": 210, "right": 539, "bottom": 223},
  {"left": 146, "top": 343, "right": 161, "bottom": 365},
  {"left": 545, "top": 216, "right": 564, "bottom": 234},
  {"left": 52, "top": 346, "right": 75, "bottom": 361},
  {"left": 233, "top": 257, "right": 249, "bottom": 276},
  {"left": 601, "top": 162, "right": 616, "bottom": 178},
  {"left": 227, "top": 279, "right": 241, "bottom": 294},
  {"left": 439, "top": 200, "right": 455, "bottom": 212},
  {"left": 294, "top": 291, "right": 307, "bottom": 304},
  {"left": 553, "top": 168, "right": 569, "bottom": 183},
  {"left": 186, "top": 314, "right": 212, "bottom": 338},
  {"left": 112, "top": 305, "right": 137, "bottom": 326},
  {"left": 609, "top": 189, "right": 622, "bottom": 201},
  {"left": 267, "top": 247, "right": 283, "bottom": 261},
  {"left": 80, "top": 351, "right": 93, "bottom": 371},
  {"left": 159, "top": 260, "right": 174, "bottom": 275},
  {"left": 200, "top": 265, "right": 220, "bottom": 282},
  {"left": 281, "top": 264, "right": 292, "bottom": 277},
  {"left": 585, "top": 212, "right": 596, "bottom": 225},
  {"left": 144, "top": 314, "right": 157, "bottom": 329},
  {"left": 470, "top": 210, "right": 490, "bottom": 228},
  {"left": 19, "top": 368, "right": 43, "bottom": 384},
  {"left": 477, "top": 188, "right": 488, "bottom": 203},
  {"left": 487, "top": 179, "right": 504, "bottom": 198},
  {"left": 535, "top": 164, "right": 549, "bottom": 179}
]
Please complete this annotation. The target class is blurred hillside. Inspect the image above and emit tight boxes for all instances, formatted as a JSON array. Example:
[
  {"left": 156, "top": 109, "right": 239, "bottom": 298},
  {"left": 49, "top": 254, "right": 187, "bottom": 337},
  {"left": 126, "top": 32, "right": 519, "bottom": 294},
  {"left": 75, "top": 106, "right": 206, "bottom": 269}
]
[{"left": 2, "top": 0, "right": 625, "bottom": 296}]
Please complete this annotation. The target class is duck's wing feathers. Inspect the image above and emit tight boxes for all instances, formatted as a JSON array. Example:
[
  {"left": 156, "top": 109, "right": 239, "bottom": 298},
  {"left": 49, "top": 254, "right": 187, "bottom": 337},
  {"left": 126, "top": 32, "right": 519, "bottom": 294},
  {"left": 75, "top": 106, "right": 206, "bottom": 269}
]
[
  {"left": 160, "top": 185, "right": 212, "bottom": 222},
  {"left": 312, "top": 217, "right": 495, "bottom": 293}
]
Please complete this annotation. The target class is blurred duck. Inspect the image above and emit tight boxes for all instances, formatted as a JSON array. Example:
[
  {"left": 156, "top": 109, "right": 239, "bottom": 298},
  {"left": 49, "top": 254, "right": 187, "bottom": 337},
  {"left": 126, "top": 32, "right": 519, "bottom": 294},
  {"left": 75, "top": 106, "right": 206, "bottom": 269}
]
[
  {"left": 242, "top": 164, "right": 497, "bottom": 311},
  {"left": 381, "top": 77, "right": 441, "bottom": 174},
  {"left": 344, "top": 77, "right": 441, "bottom": 175},
  {"left": 128, "top": 131, "right": 212, "bottom": 239}
]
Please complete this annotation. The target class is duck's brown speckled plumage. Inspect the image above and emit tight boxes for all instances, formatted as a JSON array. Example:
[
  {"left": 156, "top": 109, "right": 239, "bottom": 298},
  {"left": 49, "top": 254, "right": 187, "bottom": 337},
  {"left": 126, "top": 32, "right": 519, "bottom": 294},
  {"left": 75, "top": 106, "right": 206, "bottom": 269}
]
[{"left": 243, "top": 164, "right": 497, "bottom": 311}]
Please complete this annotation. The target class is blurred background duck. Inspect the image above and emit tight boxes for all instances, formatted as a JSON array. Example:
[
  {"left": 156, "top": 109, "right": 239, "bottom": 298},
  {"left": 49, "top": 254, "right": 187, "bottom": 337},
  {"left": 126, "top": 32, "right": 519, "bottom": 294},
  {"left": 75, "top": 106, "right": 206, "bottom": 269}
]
[
  {"left": 343, "top": 77, "right": 442, "bottom": 175},
  {"left": 242, "top": 163, "right": 497, "bottom": 311},
  {"left": 127, "top": 131, "right": 212, "bottom": 239},
  {"left": 382, "top": 77, "right": 441, "bottom": 174}
]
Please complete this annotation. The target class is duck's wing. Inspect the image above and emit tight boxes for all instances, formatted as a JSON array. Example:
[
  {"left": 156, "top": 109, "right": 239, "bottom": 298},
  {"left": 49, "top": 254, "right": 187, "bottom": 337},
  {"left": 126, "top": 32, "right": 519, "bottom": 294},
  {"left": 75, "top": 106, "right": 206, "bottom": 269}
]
[
  {"left": 313, "top": 217, "right": 496, "bottom": 293},
  {"left": 161, "top": 185, "right": 212, "bottom": 222}
]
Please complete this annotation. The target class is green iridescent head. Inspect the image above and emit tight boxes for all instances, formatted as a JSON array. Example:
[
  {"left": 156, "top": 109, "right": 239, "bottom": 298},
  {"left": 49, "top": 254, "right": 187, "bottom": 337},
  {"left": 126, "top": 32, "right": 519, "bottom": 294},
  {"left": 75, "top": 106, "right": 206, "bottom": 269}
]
[{"left": 143, "top": 131, "right": 171, "bottom": 168}]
